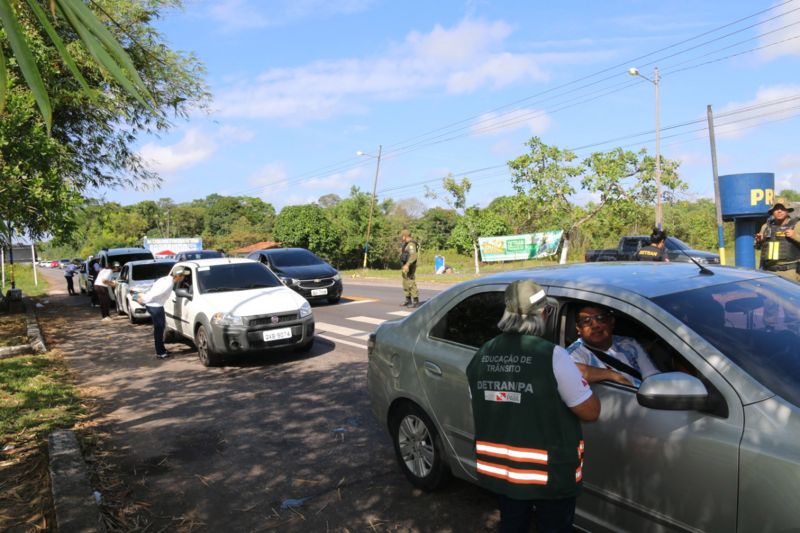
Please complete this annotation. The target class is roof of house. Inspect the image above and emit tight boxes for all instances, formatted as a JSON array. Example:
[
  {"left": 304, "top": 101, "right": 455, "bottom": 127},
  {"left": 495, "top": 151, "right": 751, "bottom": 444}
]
[{"left": 231, "top": 241, "right": 281, "bottom": 255}]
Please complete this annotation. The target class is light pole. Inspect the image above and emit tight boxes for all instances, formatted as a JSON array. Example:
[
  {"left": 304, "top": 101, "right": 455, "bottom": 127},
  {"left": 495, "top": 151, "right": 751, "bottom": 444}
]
[
  {"left": 356, "top": 145, "right": 382, "bottom": 268},
  {"left": 628, "top": 66, "right": 662, "bottom": 229}
]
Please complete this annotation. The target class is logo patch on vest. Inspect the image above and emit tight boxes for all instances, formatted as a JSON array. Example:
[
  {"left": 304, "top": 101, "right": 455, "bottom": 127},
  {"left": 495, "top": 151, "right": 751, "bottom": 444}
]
[{"left": 484, "top": 390, "right": 521, "bottom": 403}]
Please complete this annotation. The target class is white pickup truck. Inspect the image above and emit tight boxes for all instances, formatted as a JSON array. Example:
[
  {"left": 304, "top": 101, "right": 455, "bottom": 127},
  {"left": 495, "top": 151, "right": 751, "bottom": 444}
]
[{"left": 163, "top": 258, "right": 315, "bottom": 366}]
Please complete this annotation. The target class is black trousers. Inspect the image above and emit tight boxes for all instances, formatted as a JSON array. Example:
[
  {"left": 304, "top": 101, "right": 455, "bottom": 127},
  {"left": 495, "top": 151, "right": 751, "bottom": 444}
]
[
  {"left": 65, "top": 276, "right": 75, "bottom": 294},
  {"left": 96, "top": 287, "right": 111, "bottom": 318},
  {"left": 496, "top": 494, "right": 576, "bottom": 533}
]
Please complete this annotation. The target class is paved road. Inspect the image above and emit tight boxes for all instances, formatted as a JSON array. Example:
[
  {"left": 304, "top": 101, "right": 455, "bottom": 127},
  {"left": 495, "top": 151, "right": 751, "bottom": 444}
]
[{"left": 36, "top": 268, "right": 497, "bottom": 532}]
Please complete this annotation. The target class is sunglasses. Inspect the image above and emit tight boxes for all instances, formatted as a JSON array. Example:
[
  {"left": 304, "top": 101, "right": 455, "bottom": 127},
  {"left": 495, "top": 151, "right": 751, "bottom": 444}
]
[{"left": 576, "top": 313, "right": 613, "bottom": 327}]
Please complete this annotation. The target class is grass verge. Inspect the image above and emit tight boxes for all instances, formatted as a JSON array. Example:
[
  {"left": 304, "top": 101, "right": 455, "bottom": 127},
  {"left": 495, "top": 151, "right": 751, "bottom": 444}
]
[
  {"left": 1, "top": 263, "right": 51, "bottom": 298},
  {"left": 0, "top": 352, "right": 84, "bottom": 531},
  {"left": 0, "top": 313, "right": 27, "bottom": 347}
]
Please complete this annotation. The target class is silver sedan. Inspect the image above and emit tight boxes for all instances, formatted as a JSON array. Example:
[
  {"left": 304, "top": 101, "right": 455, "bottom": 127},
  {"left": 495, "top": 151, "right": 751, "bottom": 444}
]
[{"left": 368, "top": 262, "right": 800, "bottom": 532}]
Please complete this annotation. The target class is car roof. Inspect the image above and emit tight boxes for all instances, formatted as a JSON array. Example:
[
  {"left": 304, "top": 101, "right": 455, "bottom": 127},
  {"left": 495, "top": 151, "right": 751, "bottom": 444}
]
[
  {"left": 177, "top": 257, "right": 255, "bottom": 268},
  {"left": 124, "top": 259, "right": 177, "bottom": 267},
  {"left": 102, "top": 247, "right": 151, "bottom": 255},
  {"left": 473, "top": 262, "right": 771, "bottom": 299},
  {"left": 255, "top": 247, "right": 313, "bottom": 256}
]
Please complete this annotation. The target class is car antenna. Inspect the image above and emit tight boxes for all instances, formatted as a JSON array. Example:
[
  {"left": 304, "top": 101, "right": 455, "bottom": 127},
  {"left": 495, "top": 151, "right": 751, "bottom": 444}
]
[{"left": 675, "top": 246, "right": 714, "bottom": 276}]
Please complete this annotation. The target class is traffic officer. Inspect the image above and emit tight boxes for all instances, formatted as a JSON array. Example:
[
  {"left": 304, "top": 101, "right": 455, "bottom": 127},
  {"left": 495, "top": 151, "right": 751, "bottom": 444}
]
[
  {"left": 399, "top": 229, "right": 419, "bottom": 307},
  {"left": 636, "top": 228, "right": 669, "bottom": 261},
  {"left": 466, "top": 280, "right": 600, "bottom": 533},
  {"left": 755, "top": 200, "right": 800, "bottom": 282}
]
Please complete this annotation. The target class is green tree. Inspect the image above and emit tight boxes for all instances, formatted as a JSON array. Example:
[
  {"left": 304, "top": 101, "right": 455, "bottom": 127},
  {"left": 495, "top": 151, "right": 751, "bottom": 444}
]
[
  {"left": 412, "top": 207, "right": 457, "bottom": 251},
  {"left": 273, "top": 204, "right": 340, "bottom": 263}
]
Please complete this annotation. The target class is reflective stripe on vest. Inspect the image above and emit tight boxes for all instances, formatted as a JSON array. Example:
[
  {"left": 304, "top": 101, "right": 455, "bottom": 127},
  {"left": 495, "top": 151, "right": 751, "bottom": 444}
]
[
  {"left": 476, "top": 440, "right": 548, "bottom": 464},
  {"left": 576, "top": 440, "right": 585, "bottom": 482},
  {"left": 476, "top": 459, "right": 548, "bottom": 485}
]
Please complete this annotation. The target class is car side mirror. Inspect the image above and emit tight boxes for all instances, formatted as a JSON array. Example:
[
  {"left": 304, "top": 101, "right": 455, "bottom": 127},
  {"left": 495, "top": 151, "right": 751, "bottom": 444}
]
[
  {"left": 636, "top": 372, "right": 710, "bottom": 411},
  {"left": 174, "top": 287, "right": 192, "bottom": 300}
]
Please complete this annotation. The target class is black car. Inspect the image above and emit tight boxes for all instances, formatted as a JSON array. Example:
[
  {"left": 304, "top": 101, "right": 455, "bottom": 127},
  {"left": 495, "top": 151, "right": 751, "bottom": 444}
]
[{"left": 247, "top": 248, "right": 343, "bottom": 304}]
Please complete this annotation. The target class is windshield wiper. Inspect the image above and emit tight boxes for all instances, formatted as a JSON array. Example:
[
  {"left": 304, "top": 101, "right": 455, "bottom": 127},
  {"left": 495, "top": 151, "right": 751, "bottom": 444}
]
[
  {"left": 245, "top": 283, "right": 276, "bottom": 289},
  {"left": 203, "top": 287, "right": 237, "bottom": 293}
]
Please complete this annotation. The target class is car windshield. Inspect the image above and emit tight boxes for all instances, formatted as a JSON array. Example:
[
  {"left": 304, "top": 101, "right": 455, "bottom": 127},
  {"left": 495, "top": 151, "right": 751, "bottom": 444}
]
[
  {"left": 196, "top": 263, "right": 282, "bottom": 293},
  {"left": 665, "top": 237, "right": 691, "bottom": 251},
  {"left": 180, "top": 251, "right": 222, "bottom": 260},
  {"left": 131, "top": 262, "right": 175, "bottom": 281},
  {"left": 652, "top": 276, "right": 800, "bottom": 407},
  {"left": 268, "top": 250, "right": 324, "bottom": 268},
  {"left": 111, "top": 253, "right": 154, "bottom": 265}
]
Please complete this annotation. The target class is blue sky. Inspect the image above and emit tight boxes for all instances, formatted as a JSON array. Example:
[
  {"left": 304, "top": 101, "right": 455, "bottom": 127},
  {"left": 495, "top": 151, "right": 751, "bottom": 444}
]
[{"left": 105, "top": 0, "right": 800, "bottom": 211}]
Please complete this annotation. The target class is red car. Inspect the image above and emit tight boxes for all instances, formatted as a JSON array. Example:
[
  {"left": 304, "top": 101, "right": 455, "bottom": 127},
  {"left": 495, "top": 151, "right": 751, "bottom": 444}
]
[{"left": 50, "top": 260, "right": 60, "bottom": 268}]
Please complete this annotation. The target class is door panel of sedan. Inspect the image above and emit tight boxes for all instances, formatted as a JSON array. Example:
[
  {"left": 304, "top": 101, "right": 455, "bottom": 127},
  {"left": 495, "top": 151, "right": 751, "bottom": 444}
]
[
  {"left": 549, "top": 289, "right": 743, "bottom": 533},
  {"left": 116, "top": 266, "right": 130, "bottom": 313}
]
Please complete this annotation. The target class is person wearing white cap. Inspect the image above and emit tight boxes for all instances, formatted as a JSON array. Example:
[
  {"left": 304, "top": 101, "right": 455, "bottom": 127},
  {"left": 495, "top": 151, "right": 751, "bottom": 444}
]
[
  {"left": 755, "top": 200, "right": 800, "bottom": 282},
  {"left": 466, "top": 280, "right": 600, "bottom": 533},
  {"left": 135, "top": 267, "right": 188, "bottom": 359}
]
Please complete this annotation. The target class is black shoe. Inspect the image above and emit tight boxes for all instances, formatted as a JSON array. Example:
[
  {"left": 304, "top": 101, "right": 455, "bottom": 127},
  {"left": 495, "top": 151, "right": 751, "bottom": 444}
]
[
  {"left": 411, "top": 298, "right": 420, "bottom": 308},
  {"left": 401, "top": 298, "right": 412, "bottom": 307}
]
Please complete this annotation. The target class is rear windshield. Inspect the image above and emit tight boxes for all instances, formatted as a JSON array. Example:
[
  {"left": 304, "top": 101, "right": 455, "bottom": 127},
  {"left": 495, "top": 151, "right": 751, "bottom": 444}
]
[
  {"left": 108, "top": 253, "right": 154, "bottom": 266},
  {"left": 269, "top": 250, "right": 324, "bottom": 268},
  {"left": 179, "top": 251, "right": 223, "bottom": 260},
  {"left": 653, "top": 276, "right": 800, "bottom": 408},
  {"left": 665, "top": 237, "right": 691, "bottom": 251},
  {"left": 131, "top": 262, "right": 175, "bottom": 281},
  {"left": 196, "top": 263, "right": 282, "bottom": 294}
]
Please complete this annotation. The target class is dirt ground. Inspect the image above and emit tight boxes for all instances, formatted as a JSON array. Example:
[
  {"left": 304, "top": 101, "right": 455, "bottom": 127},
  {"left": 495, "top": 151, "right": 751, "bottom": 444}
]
[{"left": 30, "top": 268, "right": 500, "bottom": 532}]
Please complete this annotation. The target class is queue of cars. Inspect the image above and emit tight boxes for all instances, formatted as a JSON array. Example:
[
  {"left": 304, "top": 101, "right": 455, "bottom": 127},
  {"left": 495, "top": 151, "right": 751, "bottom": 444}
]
[
  {"left": 84, "top": 246, "right": 340, "bottom": 366},
  {"left": 367, "top": 261, "right": 800, "bottom": 532}
]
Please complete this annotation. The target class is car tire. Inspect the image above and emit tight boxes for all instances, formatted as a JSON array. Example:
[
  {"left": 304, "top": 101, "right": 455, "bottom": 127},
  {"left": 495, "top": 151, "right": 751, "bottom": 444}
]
[
  {"left": 127, "top": 299, "right": 139, "bottom": 324},
  {"left": 327, "top": 294, "right": 341, "bottom": 304},
  {"left": 195, "top": 325, "right": 223, "bottom": 367},
  {"left": 295, "top": 338, "right": 314, "bottom": 353},
  {"left": 389, "top": 402, "right": 451, "bottom": 492}
]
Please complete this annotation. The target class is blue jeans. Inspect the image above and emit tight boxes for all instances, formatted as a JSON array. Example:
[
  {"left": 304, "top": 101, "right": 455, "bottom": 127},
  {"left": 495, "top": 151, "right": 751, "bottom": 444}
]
[
  {"left": 146, "top": 305, "right": 166, "bottom": 356},
  {"left": 497, "top": 494, "right": 576, "bottom": 533}
]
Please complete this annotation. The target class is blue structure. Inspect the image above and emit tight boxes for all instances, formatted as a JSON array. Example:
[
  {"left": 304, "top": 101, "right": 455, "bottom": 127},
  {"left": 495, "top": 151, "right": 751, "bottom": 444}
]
[{"left": 719, "top": 173, "right": 774, "bottom": 269}]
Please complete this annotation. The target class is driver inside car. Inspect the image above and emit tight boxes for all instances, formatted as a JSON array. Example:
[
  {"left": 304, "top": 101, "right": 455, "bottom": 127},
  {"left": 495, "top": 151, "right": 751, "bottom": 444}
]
[{"left": 566, "top": 303, "right": 660, "bottom": 387}]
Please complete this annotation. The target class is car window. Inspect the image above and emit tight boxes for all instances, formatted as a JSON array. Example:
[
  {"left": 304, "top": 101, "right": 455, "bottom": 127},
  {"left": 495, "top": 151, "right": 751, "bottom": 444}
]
[
  {"left": 119, "top": 266, "right": 129, "bottom": 282},
  {"left": 178, "top": 251, "right": 222, "bottom": 260},
  {"left": 653, "top": 276, "right": 800, "bottom": 407},
  {"left": 268, "top": 250, "right": 325, "bottom": 268},
  {"left": 196, "top": 263, "right": 283, "bottom": 293},
  {"left": 430, "top": 291, "right": 505, "bottom": 348},
  {"left": 132, "top": 262, "right": 175, "bottom": 281},
  {"left": 109, "top": 253, "right": 154, "bottom": 266},
  {"left": 665, "top": 237, "right": 691, "bottom": 251}
]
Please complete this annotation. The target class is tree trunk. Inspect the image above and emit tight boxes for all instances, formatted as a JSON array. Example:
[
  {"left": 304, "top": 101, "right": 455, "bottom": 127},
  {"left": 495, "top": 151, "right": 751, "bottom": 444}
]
[
  {"left": 559, "top": 233, "right": 569, "bottom": 264},
  {"left": 473, "top": 242, "right": 480, "bottom": 274}
]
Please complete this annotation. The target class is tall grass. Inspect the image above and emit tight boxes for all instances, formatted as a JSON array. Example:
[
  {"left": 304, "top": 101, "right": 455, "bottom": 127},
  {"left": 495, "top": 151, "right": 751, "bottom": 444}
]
[{"left": 0, "top": 263, "right": 50, "bottom": 297}]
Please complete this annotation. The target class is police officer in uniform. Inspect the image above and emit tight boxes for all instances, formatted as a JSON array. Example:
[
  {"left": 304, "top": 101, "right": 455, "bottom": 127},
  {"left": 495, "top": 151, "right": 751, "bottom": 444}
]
[
  {"left": 399, "top": 229, "right": 419, "bottom": 307},
  {"left": 755, "top": 200, "right": 800, "bottom": 282},
  {"left": 466, "top": 280, "right": 600, "bottom": 533},
  {"left": 636, "top": 228, "right": 669, "bottom": 262}
]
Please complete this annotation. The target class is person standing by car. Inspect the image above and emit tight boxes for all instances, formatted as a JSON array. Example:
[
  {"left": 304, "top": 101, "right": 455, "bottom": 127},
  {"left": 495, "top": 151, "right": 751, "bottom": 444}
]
[
  {"left": 94, "top": 262, "right": 120, "bottom": 321},
  {"left": 135, "top": 267, "right": 188, "bottom": 360},
  {"left": 466, "top": 280, "right": 600, "bottom": 533},
  {"left": 636, "top": 228, "right": 669, "bottom": 262},
  {"left": 399, "top": 229, "right": 419, "bottom": 308},
  {"left": 64, "top": 261, "right": 78, "bottom": 295},
  {"left": 755, "top": 200, "right": 800, "bottom": 282}
]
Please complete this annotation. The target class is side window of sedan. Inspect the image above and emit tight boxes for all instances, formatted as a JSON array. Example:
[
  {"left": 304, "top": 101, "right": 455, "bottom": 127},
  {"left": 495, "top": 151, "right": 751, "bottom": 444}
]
[{"left": 429, "top": 291, "right": 505, "bottom": 348}]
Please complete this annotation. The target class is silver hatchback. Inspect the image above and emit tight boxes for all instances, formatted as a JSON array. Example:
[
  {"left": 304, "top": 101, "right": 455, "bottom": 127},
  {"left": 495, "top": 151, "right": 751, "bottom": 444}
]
[{"left": 367, "top": 262, "right": 800, "bottom": 532}]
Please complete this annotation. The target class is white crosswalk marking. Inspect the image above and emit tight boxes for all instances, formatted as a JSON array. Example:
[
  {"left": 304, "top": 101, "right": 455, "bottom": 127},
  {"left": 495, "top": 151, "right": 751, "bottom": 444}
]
[
  {"left": 388, "top": 311, "right": 412, "bottom": 317},
  {"left": 315, "top": 322, "right": 363, "bottom": 337},
  {"left": 348, "top": 316, "right": 385, "bottom": 325},
  {"left": 352, "top": 333, "right": 372, "bottom": 340}
]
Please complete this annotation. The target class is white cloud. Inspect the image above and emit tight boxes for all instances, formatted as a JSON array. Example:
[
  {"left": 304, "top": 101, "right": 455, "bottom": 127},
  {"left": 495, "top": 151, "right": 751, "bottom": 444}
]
[
  {"left": 216, "top": 19, "right": 602, "bottom": 121},
  {"left": 716, "top": 85, "right": 800, "bottom": 139},
  {"left": 778, "top": 154, "right": 800, "bottom": 169},
  {"left": 470, "top": 109, "right": 551, "bottom": 137},
  {"left": 305, "top": 168, "right": 363, "bottom": 190},
  {"left": 758, "top": 3, "right": 800, "bottom": 60},
  {"left": 247, "top": 163, "right": 290, "bottom": 195},
  {"left": 218, "top": 125, "right": 256, "bottom": 142},
  {"left": 673, "top": 151, "right": 707, "bottom": 167},
  {"left": 139, "top": 129, "right": 217, "bottom": 173},
  {"left": 208, "top": 0, "right": 374, "bottom": 31},
  {"left": 776, "top": 173, "right": 800, "bottom": 192}
]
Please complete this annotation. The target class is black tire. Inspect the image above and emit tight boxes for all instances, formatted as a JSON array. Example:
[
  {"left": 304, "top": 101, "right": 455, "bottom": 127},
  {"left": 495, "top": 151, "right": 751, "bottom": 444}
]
[
  {"left": 389, "top": 403, "right": 451, "bottom": 491},
  {"left": 295, "top": 337, "right": 314, "bottom": 353},
  {"left": 195, "top": 325, "right": 223, "bottom": 367},
  {"left": 327, "top": 294, "right": 341, "bottom": 304}
]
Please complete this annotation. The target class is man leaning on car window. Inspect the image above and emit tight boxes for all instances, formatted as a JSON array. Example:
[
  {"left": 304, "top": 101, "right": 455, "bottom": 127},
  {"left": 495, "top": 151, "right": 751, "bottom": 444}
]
[{"left": 466, "top": 280, "right": 600, "bottom": 533}]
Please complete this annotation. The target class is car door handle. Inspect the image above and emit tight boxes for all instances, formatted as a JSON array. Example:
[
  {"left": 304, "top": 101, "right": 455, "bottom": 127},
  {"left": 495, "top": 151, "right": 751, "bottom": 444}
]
[{"left": 424, "top": 361, "right": 442, "bottom": 377}]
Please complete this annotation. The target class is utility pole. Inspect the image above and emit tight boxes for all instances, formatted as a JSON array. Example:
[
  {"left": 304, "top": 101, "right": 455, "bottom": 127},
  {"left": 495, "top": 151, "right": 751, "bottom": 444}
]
[
  {"left": 359, "top": 145, "right": 382, "bottom": 269},
  {"left": 707, "top": 105, "right": 726, "bottom": 265}
]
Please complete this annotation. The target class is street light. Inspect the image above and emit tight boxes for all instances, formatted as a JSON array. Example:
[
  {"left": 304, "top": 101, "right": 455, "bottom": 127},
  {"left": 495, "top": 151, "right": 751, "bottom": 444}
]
[
  {"left": 628, "top": 66, "right": 662, "bottom": 229},
  {"left": 356, "top": 145, "right": 382, "bottom": 268}
]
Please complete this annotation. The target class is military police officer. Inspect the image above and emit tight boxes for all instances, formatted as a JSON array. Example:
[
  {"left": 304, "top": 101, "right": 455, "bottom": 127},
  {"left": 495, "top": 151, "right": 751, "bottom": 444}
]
[
  {"left": 636, "top": 228, "right": 669, "bottom": 262},
  {"left": 466, "top": 280, "right": 600, "bottom": 532},
  {"left": 399, "top": 229, "right": 419, "bottom": 307},
  {"left": 755, "top": 200, "right": 800, "bottom": 282}
]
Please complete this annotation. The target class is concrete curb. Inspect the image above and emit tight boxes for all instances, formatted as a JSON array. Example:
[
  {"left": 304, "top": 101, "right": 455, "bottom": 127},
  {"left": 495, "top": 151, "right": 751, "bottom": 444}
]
[
  {"left": 24, "top": 297, "right": 48, "bottom": 353},
  {"left": 48, "top": 430, "right": 106, "bottom": 533}
]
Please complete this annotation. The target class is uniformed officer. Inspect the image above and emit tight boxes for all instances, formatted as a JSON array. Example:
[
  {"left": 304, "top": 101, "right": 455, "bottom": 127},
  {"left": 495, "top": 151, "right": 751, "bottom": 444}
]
[
  {"left": 755, "top": 200, "right": 800, "bottom": 282},
  {"left": 636, "top": 228, "right": 669, "bottom": 262},
  {"left": 466, "top": 280, "right": 600, "bottom": 533},
  {"left": 399, "top": 229, "right": 419, "bottom": 307}
]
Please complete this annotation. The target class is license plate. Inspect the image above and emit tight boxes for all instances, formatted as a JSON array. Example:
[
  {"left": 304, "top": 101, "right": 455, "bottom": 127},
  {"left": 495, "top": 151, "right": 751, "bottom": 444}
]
[
  {"left": 263, "top": 328, "right": 292, "bottom": 342},
  {"left": 311, "top": 288, "right": 328, "bottom": 296}
]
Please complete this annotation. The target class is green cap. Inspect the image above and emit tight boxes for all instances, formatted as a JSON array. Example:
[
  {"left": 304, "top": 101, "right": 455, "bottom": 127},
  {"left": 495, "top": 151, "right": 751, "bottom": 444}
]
[{"left": 505, "top": 280, "right": 547, "bottom": 315}]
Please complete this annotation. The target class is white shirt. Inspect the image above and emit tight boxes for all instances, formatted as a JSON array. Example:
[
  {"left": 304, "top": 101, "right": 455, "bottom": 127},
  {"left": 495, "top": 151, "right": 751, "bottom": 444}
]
[
  {"left": 567, "top": 335, "right": 660, "bottom": 387},
  {"left": 138, "top": 275, "right": 175, "bottom": 307},
  {"left": 552, "top": 346, "right": 593, "bottom": 407},
  {"left": 94, "top": 268, "right": 113, "bottom": 287}
]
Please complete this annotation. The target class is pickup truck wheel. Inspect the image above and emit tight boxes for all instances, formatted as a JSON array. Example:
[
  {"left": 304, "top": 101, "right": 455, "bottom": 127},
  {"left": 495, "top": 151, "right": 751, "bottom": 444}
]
[
  {"left": 195, "top": 325, "right": 222, "bottom": 367},
  {"left": 389, "top": 402, "right": 451, "bottom": 492},
  {"left": 295, "top": 338, "right": 314, "bottom": 353},
  {"left": 127, "top": 300, "right": 139, "bottom": 324},
  {"left": 327, "top": 295, "right": 341, "bottom": 304}
]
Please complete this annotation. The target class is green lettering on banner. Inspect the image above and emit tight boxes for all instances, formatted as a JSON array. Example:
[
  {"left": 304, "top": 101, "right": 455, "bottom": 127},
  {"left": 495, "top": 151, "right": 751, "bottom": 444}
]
[{"left": 506, "top": 238, "right": 526, "bottom": 252}]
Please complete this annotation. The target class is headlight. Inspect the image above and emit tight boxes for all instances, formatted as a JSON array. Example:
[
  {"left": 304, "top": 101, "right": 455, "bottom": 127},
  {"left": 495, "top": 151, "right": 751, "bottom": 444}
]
[
  {"left": 299, "top": 301, "right": 312, "bottom": 318},
  {"left": 279, "top": 276, "right": 299, "bottom": 285},
  {"left": 211, "top": 312, "right": 244, "bottom": 326},
  {"left": 693, "top": 257, "right": 708, "bottom": 264},
  {"left": 333, "top": 273, "right": 341, "bottom": 281}
]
